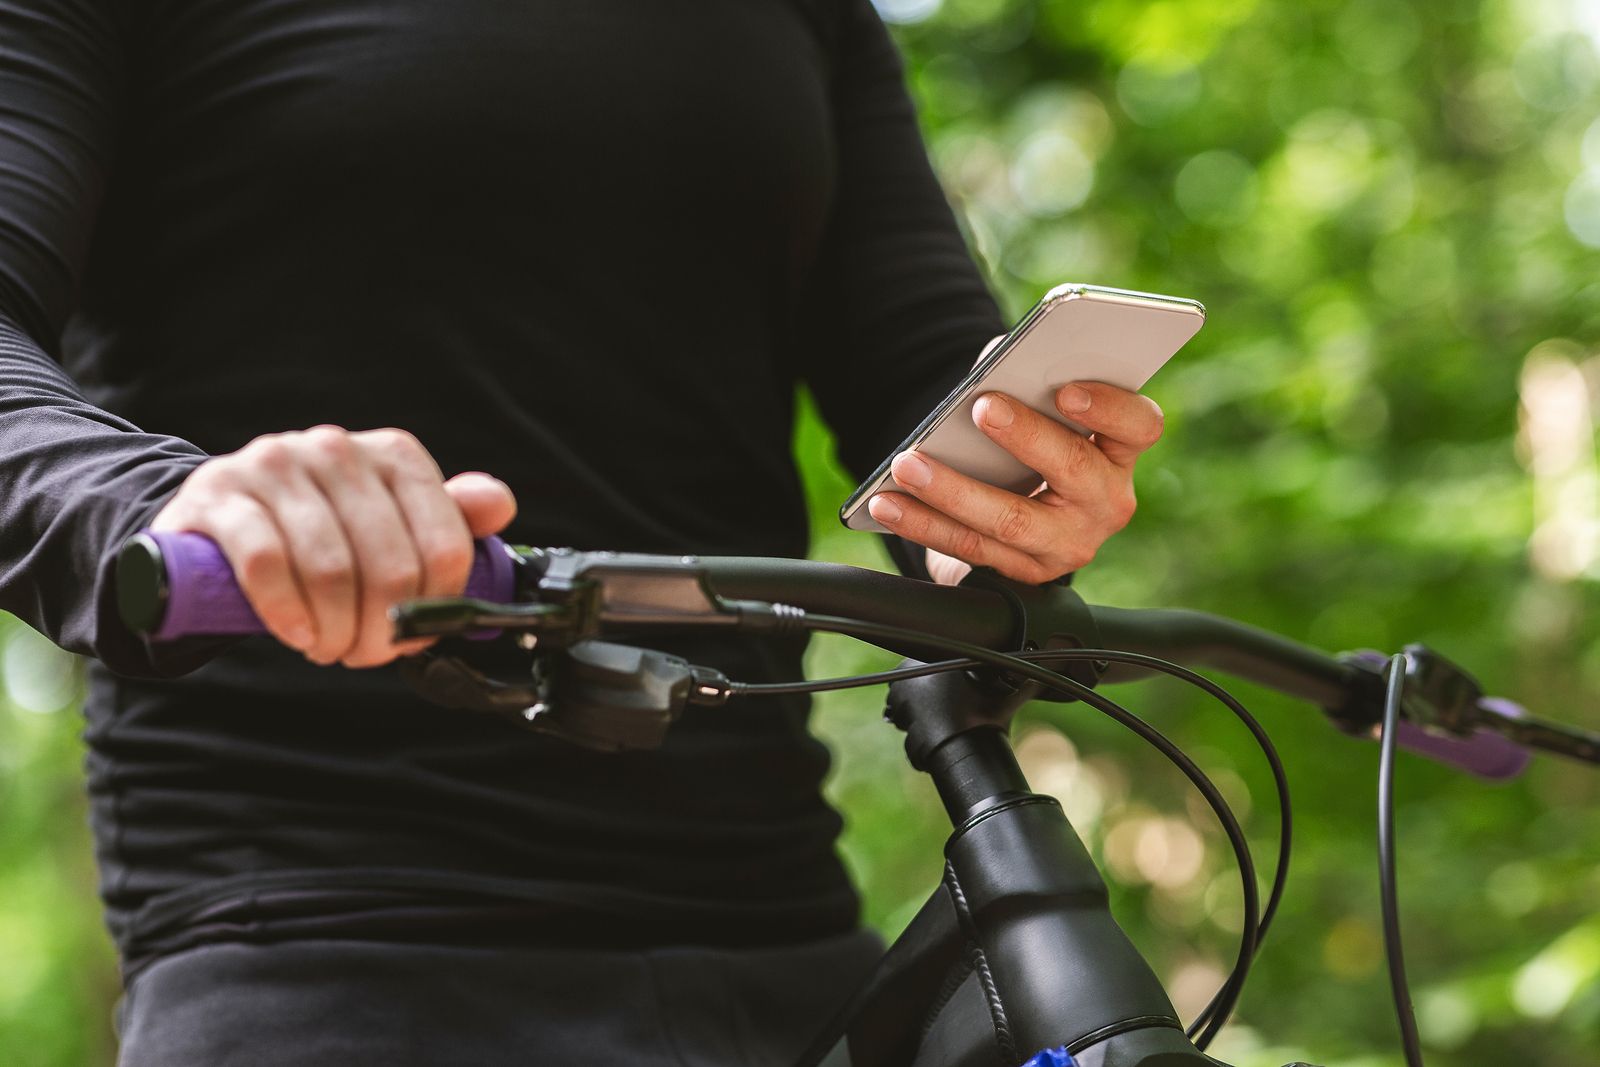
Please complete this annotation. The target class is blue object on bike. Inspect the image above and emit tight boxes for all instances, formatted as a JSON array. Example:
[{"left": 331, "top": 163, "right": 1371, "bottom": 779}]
[{"left": 1021, "top": 1048, "right": 1076, "bottom": 1067}]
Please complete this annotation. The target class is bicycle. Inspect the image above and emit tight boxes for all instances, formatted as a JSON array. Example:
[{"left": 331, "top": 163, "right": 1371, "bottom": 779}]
[{"left": 116, "top": 531, "right": 1600, "bottom": 1067}]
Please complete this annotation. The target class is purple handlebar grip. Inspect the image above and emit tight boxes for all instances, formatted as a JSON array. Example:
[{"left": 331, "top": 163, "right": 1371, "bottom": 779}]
[
  {"left": 1346, "top": 651, "right": 1531, "bottom": 780},
  {"left": 146, "top": 530, "right": 515, "bottom": 642},
  {"left": 146, "top": 530, "right": 258, "bottom": 640},
  {"left": 1393, "top": 698, "right": 1532, "bottom": 782}
]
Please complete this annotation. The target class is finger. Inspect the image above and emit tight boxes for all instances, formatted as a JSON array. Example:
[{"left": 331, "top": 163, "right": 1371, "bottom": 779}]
[
  {"left": 246, "top": 469, "right": 363, "bottom": 664},
  {"left": 973, "top": 333, "right": 1006, "bottom": 366},
  {"left": 151, "top": 491, "right": 316, "bottom": 653},
  {"left": 380, "top": 476, "right": 473, "bottom": 658},
  {"left": 971, "top": 392, "right": 1111, "bottom": 506},
  {"left": 365, "top": 438, "right": 475, "bottom": 600},
  {"left": 395, "top": 486, "right": 470, "bottom": 606},
  {"left": 442, "top": 472, "right": 518, "bottom": 538},
  {"left": 865, "top": 491, "right": 1058, "bottom": 585},
  {"left": 1053, "top": 382, "right": 1164, "bottom": 468},
  {"left": 298, "top": 429, "right": 423, "bottom": 667},
  {"left": 888, "top": 450, "right": 1062, "bottom": 558},
  {"left": 393, "top": 471, "right": 514, "bottom": 658},
  {"left": 357, "top": 433, "right": 500, "bottom": 656}
]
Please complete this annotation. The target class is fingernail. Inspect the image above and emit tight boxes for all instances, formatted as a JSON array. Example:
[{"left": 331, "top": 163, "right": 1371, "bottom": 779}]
[
  {"left": 285, "top": 624, "right": 314, "bottom": 650},
  {"left": 891, "top": 452, "right": 933, "bottom": 489},
  {"left": 978, "top": 394, "right": 1014, "bottom": 427},
  {"left": 1058, "top": 385, "right": 1092, "bottom": 414},
  {"left": 868, "top": 495, "right": 903, "bottom": 524}
]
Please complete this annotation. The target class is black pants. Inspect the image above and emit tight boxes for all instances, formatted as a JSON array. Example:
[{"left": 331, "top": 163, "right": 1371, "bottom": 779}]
[{"left": 116, "top": 932, "right": 882, "bottom": 1066}]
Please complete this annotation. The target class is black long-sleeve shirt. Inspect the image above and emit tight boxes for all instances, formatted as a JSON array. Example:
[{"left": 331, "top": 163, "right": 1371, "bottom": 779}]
[{"left": 0, "top": 0, "right": 1002, "bottom": 971}]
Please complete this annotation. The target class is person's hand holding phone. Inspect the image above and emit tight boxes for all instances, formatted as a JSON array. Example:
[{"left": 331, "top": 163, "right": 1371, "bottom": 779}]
[
  {"left": 149, "top": 426, "right": 518, "bottom": 667},
  {"left": 867, "top": 336, "right": 1165, "bottom": 586}
]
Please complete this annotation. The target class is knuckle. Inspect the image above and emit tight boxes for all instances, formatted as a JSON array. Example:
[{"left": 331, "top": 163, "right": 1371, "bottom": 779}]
[
  {"left": 994, "top": 501, "right": 1033, "bottom": 545},
  {"left": 1109, "top": 487, "right": 1138, "bottom": 529},
  {"left": 186, "top": 458, "right": 238, "bottom": 494},
  {"left": 302, "top": 425, "right": 355, "bottom": 463},
  {"left": 1060, "top": 441, "right": 1097, "bottom": 481},
  {"left": 421, "top": 539, "right": 473, "bottom": 583},
  {"left": 243, "top": 436, "right": 295, "bottom": 475},
  {"left": 374, "top": 562, "right": 423, "bottom": 601},
  {"left": 1025, "top": 417, "right": 1053, "bottom": 449},
  {"left": 302, "top": 557, "right": 357, "bottom": 596},
  {"left": 235, "top": 544, "right": 288, "bottom": 588},
  {"left": 366, "top": 427, "right": 427, "bottom": 464},
  {"left": 950, "top": 527, "right": 987, "bottom": 564}
]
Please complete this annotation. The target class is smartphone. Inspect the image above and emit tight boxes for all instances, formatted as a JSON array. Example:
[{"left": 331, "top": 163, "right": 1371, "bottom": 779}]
[{"left": 839, "top": 283, "right": 1205, "bottom": 533}]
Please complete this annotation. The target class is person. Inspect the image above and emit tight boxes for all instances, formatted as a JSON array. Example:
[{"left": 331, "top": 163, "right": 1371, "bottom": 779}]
[{"left": 0, "top": 1, "right": 1164, "bottom": 1063}]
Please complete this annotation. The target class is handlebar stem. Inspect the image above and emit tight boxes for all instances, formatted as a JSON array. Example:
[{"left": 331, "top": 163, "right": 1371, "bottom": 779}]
[{"left": 867, "top": 667, "right": 1217, "bottom": 1065}]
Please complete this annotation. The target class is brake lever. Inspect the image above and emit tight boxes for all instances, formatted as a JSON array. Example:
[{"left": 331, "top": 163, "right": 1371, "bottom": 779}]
[
  {"left": 397, "top": 647, "right": 548, "bottom": 717},
  {"left": 1333, "top": 646, "right": 1484, "bottom": 738},
  {"left": 390, "top": 548, "right": 755, "bottom": 646},
  {"left": 1333, "top": 646, "right": 1600, "bottom": 775},
  {"left": 398, "top": 638, "right": 732, "bottom": 753},
  {"left": 391, "top": 598, "right": 570, "bottom": 640}
]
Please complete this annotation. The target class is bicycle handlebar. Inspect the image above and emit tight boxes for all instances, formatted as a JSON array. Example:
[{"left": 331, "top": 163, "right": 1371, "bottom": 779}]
[
  {"left": 118, "top": 530, "right": 519, "bottom": 641},
  {"left": 118, "top": 532, "right": 1594, "bottom": 778}
]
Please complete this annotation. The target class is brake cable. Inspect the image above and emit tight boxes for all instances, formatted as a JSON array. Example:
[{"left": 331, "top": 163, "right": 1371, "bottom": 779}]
[
  {"left": 737, "top": 644, "right": 1287, "bottom": 1046},
  {"left": 736, "top": 646, "right": 1288, "bottom": 1044},
  {"left": 728, "top": 612, "right": 1270, "bottom": 1050}
]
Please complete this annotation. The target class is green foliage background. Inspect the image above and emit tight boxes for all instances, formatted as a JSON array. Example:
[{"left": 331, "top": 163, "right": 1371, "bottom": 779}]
[{"left": 3, "top": 0, "right": 1599, "bottom": 1064}]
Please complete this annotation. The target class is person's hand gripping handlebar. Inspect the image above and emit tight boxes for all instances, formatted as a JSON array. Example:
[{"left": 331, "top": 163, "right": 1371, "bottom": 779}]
[{"left": 144, "top": 426, "right": 516, "bottom": 666}]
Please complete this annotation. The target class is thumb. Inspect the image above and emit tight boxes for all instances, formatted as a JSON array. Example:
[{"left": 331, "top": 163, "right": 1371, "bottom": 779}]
[{"left": 443, "top": 472, "right": 518, "bottom": 538}]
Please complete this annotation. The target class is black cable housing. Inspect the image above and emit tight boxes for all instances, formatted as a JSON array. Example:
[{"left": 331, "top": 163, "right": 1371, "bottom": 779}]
[
  {"left": 779, "top": 613, "right": 1264, "bottom": 1050},
  {"left": 1381, "top": 655, "right": 1425, "bottom": 1067},
  {"left": 733, "top": 645, "right": 1291, "bottom": 1044}
]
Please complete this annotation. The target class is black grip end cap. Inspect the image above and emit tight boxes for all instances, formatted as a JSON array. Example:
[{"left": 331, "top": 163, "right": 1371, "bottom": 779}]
[{"left": 116, "top": 533, "right": 169, "bottom": 635}]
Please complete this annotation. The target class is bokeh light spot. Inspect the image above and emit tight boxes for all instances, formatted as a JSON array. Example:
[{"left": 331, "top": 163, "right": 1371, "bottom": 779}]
[
  {"left": 1, "top": 627, "right": 78, "bottom": 715},
  {"left": 1512, "top": 32, "right": 1600, "bottom": 112},
  {"left": 1010, "top": 130, "right": 1094, "bottom": 216},
  {"left": 1416, "top": 987, "right": 1479, "bottom": 1049},
  {"left": 1518, "top": 344, "right": 1600, "bottom": 581},
  {"left": 1333, "top": 0, "right": 1420, "bottom": 75},
  {"left": 1165, "top": 958, "right": 1229, "bottom": 1025},
  {"left": 1368, "top": 228, "right": 1458, "bottom": 306},
  {"left": 1174, "top": 150, "right": 1259, "bottom": 227},
  {"left": 1115, "top": 61, "right": 1201, "bottom": 127},
  {"left": 1007, "top": 85, "right": 1114, "bottom": 161},
  {"left": 1323, "top": 916, "right": 1383, "bottom": 980},
  {"left": 1511, "top": 940, "right": 1597, "bottom": 1020},
  {"left": 872, "top": 0, "right": 944, "bottom": 25},
  {"left": 1275, "top": 109, "right": 1375, "bottom": 216},
  {"left": 1564, "top": 168, "right": 1600, "bottom": 248},
  {"left": 1015, "top": 727, "right": 1109, "bottom": 833},
  {"left": 1134, "top": 817, "right": 1206, "bottom": 889}
]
